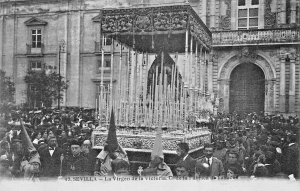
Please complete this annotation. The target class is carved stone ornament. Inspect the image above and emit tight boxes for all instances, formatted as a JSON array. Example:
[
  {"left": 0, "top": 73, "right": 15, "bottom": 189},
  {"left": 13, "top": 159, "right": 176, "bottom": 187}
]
[
  {"left": 264, "top": 0, "right": 276, "bottom": 28},
  {"left": 24, "top": 17, "right": 48, "bottom": 26},
  {"left": 269, "top": 50, "right": 278, "bottom": 58},
  {"left": 219, "top": 0, "right": 231, "bottom": 30},
  {"left": 136, "top": 15, "right": 151, "bottom": 32},
  {"left": 92, "top": 130, "right": 211, "bottom": 151},
  {"left": 279, "top": 48, "right": 297, "bottom": 59},
  {"left": 239, "top": 47, "right": 258, "bottom": 63}
]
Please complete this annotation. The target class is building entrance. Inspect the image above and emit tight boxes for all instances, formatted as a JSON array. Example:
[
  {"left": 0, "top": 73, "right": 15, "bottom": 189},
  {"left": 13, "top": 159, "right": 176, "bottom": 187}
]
[{"left": 229, "top": 63, "right": 265, "bottom": 114}]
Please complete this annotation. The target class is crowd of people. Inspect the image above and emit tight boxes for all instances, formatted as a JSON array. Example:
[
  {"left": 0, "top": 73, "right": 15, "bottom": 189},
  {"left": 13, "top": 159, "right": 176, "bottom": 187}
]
[{"left": 0, "top": 107, "right": 299, "bottom": 181}]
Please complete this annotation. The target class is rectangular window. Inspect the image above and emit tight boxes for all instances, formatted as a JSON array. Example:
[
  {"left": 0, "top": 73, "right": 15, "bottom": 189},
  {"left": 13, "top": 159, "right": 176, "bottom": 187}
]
[
  {"left": 297, "top": 5, "right": 300, "bottom": 24},
  {"left": 96, "top": 83, "right": 110, "bottom": 104},
  {"left": 105, "top": 37, "right": 112, "bottom": 46},
  {"left": 31, "top": 29, "right": 42, "bottom": 48},
  {"left": 251, "top": 0, "right": 259, "bottom": 5},
  {"left": 238, "top": 0, "right": 259, "bottom": 30},
  {"left": 286, "top": 0, "right": 291, "bottom": 24},
  {"left": 28, "top": 84, "right": 42, "bottom": 108},
  {"left": 238, "top": 9, "right": 247, "bottom": 17},
  {"left": 97, "top": 83, "right": 110, "bottom": 94},
  {"left": 30, "top": 61, "right": 42, "bottom": 71},
  {"left": 97, "top": 55, "right": 111, "bottom": 74},
  {"left": 238, "top": 0, "right": 246, "bottom": 6},
  {"left": 101, "top": 37, "right": 112, "bottom": 46},
  {"left": 249, "top": 8, "right": 258, "bottom": 17}
]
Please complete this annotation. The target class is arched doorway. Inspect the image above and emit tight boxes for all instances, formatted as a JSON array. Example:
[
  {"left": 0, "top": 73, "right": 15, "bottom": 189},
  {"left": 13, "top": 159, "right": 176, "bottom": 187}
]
[{"left": 229, "top": 63, "right": 265, "bottom": 114}]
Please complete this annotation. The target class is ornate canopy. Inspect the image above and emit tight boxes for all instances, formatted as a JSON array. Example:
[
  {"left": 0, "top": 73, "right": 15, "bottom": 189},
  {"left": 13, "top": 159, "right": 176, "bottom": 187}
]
[{"left": 93, "top": 4, "right": 212, "bottom": 53}]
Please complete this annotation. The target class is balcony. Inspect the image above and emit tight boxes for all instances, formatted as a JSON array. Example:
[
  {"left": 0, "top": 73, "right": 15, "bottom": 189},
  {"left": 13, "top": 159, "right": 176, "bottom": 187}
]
[
  {"left": 26, "top": 44, "right": 44, "bottom": 56},
  {"left": 212, "top": 27, "right": 300, "bottom": 47},
  {"left": 97, "top": 67, "right": 111, "bottom": 74},
  {"left": 94, "top": 38, "right": 112, "bottom": 54}
]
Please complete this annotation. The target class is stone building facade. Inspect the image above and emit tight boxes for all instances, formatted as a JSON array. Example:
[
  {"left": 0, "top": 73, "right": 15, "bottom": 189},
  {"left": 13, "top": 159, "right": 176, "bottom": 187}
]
[{"left": 0, "top": 0, "right": 299, "bottom": 115}]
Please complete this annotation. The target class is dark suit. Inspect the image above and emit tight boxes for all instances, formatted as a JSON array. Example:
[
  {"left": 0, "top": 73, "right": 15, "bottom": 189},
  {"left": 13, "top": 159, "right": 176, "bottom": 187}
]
[
  {"left": 84, "top": 149, "right": 99, "bottom": 175},
  {"left": 64, "top": 152, "right": 89, "bottom": 176},
  {"left": 196, "top": 157, "right": 225, "bottom": 178},
  {"left": 39, "top": 147, "right": 64, "bottom": 177},
  {"left": 283, "top": 143, "right": 299, "bottom": 178},
  {"left": 176, "top": 155, "right": 197, "bottom": 177}
]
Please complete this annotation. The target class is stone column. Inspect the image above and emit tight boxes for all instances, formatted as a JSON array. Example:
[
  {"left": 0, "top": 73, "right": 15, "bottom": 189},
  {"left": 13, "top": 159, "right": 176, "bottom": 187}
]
[
  {"left": 280, "top": 0, "right": 286, "bottom": 24},
  {"left": 258, "top": 0, "right": 265, "bottom": 28},
  {"left": 210, "top": 0, "right": 216, "bottom": 29},
  {"left": 231, "top": 0, "right": 237, "bottom": 29},
  {"left": 270, "top": 79, "right": 276, "bottom": 114},
  {"left": 217, "top": 79, "right": 225, "bottom": 113},
  {"left": 0, "top": 16, "right": 3, "bottom": 70},
  {"left": 298, "top": 53, "right": 300, "bottom": 114},
  {"left": 60, "top": 41, "right": 67, "bottom": 107},
  {"left": 265, "top": 79, "right": 276, "bottom": 114},
  {"left": 265, "top": 80, "right": 270, "bottom": 113},
  {"left": 218, "top": 79, "right": 230, "bottom": 113},
  {"left": 198, "top": 46, "right": 203, "bottom": 93},
  {"left": 203, "top": 51, "right": 207, "bottom": 95},
  {"left": 279, "top": 55, "right": 286, "bottom": 113},
  {"left": 201, "top": 0, "right": 207, "bottom": 24},
  {"left": 289, "top": 54, "right": 296, "bottom": 113},
  {"left": 208, "top": 54, "right": 213, "bottom": 96},
  {"left": 67, "top": 12, "right": 81, "bottom": 106},
  {"left": 223, "top": 79, "right": 230, "bottom": 113},
  {"left": 63, "top": 13, "right": 68, "bottom": 107},
  {"left": 199, "top": 50, "right": 203, "bottom": 94},
  {"left": 290, "top": 0, "right": 297, "bottom": 24}
]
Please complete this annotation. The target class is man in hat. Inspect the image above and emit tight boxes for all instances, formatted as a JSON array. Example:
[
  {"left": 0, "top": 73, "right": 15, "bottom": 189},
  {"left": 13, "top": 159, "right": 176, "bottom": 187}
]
[
  {"left": 175, "top": 142, "right": 196, "bottom": 177},
  {"left": 213, "top": 140, "right": 227, "bottom": 165},
  {"left": 64, "top": 139, "right": 89, "bottom": 176},
  {"left": 223, "top": 150, "right": 244, "bottom": 178},
  {"left": 39, "top": 136, "right": 64, "bottom": 178},
  {"left": 196, "top": 143, "right": 225, "bottom": 179}
]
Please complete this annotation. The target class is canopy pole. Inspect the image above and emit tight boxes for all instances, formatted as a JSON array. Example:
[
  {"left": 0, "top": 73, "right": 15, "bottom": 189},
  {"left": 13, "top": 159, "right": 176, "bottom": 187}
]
[
  {"left": 129, "top": 49, "right": 134, "bottom": 125},
  {"left": 159, "top": 51, "right": 164, "bottom": 127},
  {"left": 100, "top": 48, "right": 105, "bottom": 126},
  {"left": 195, "top": 42, "right": 198, "bottom": 116},
  {"left": 199, "top": 45, "right": 203, "bottom": 96},
  {"left": 126, "top": 47, "right": 131, "bottom": 126},
  {"left": 204, "top": 50, "right": 207, "bottom": 97},
  {"left": 154, "top": 65, "right": 159, "bottom": 127},
  {"left": 184, "top": 29, "right": 189, "bottom": 86},
  {"left": 110, "top": 39, "right": 114, "bottom": 121},
  {"left": 189, "top": 36, "right": 193, "bottom": 117},
  {"left": 184, "top": 29, "right": 189, "bottom": 131},
  {"left": 175, "top": 53, "right": 179, "bottom": 128},
  {"left": 142, "top": 53, "right": 148, "bottom": 126},
  {"left": 134, "top": 51, "right": 139, "bottom": 126},
  {"left": 117, "top": 43, "right": 123, "bottom": 125}
]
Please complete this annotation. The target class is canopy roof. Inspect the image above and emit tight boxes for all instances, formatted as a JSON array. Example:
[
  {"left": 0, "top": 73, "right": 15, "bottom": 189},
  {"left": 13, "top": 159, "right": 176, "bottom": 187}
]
[{"left": 93, "top": 4, "right": 211, "bottom": 53}]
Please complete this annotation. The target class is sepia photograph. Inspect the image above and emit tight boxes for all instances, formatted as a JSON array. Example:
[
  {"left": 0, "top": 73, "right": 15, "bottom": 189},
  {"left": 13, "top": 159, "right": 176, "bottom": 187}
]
[{"left": 0, "top": 0, "right": 299, "bottom": 190}]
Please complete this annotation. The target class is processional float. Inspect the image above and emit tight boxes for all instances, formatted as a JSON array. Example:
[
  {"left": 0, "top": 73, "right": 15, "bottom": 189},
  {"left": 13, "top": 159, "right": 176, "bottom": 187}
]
[{"left": 92, "top": 4, "right": 213, "bottom": 158}]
